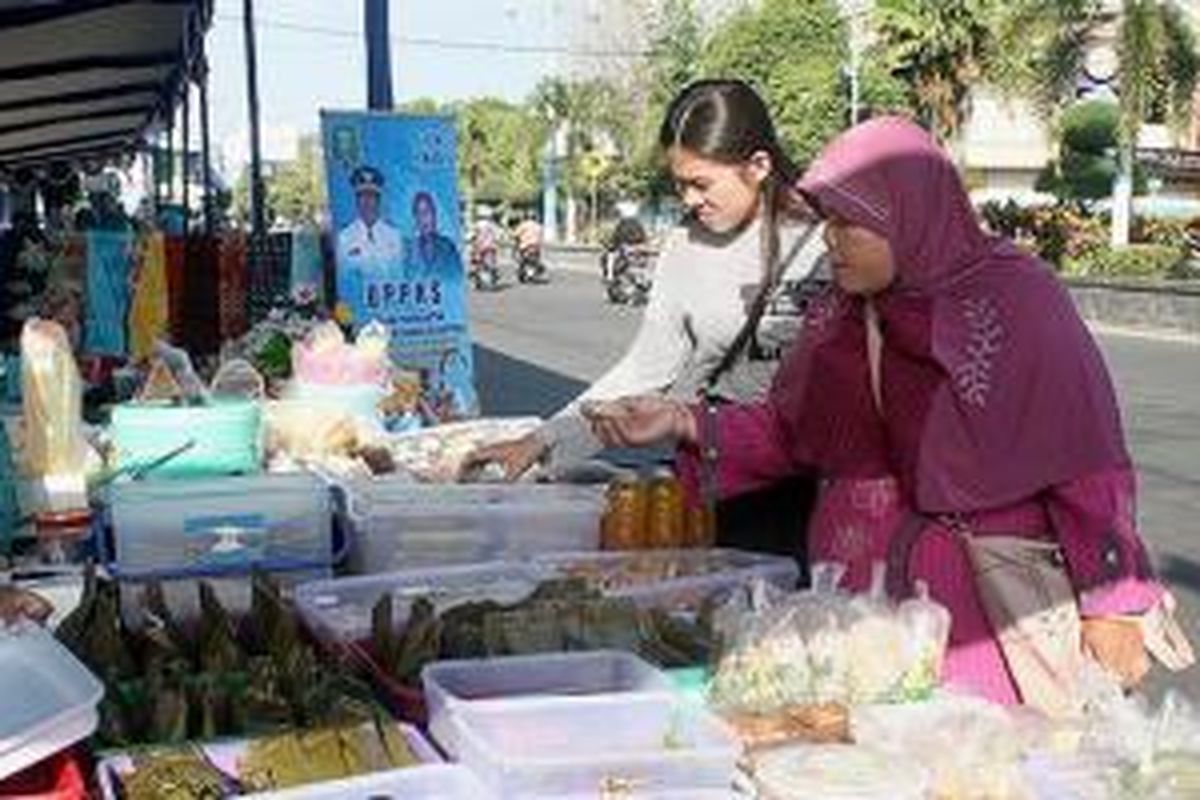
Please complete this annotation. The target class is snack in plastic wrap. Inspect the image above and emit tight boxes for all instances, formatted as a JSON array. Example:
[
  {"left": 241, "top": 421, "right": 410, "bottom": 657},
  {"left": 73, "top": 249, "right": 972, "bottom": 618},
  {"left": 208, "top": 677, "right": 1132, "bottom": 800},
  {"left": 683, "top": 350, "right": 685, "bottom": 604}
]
[
  {"left": 386, "top": 417, "right": 541, "bottom": 482},
  {"left": 291, "top": 321, "right": 389, "bottom": 387},
  {"left": 19, "top": 318, "right": 86, "bottom": 479},
  {"left": 751, "top": 744, "right": 930, "bottom": 800},
  {"left": 210, "top": 358, "right": 266, "bottom": 400}
]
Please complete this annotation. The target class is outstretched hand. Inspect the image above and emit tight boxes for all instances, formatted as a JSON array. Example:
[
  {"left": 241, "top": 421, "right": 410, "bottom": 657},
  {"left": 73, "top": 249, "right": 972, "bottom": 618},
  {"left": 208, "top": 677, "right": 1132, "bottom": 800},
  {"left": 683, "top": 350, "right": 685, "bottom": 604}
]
[
  {"left": 459, "top": 434, "right": 546, "bottom": 482},
  {"left": 582, "top": 396, "right": 697, "bottom": 449}
]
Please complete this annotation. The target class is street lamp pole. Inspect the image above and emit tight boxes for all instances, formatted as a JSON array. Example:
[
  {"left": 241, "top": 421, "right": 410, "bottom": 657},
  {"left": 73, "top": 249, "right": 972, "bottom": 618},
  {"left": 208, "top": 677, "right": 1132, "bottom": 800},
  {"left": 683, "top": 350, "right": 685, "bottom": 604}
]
[{"left": 838, "top": 0, "right": 873, "bottom": 127}]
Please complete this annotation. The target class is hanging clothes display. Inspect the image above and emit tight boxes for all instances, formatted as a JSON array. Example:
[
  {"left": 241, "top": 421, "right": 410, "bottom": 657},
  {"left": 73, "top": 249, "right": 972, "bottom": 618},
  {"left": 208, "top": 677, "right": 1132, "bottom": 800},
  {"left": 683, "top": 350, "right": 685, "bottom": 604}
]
[
  {"left": 164, "top": 234, "right": 187, "bottom": 346},
  {"left": 182, "top": 235, "right": 220, "bottom": 356},
  {"left": 83, "top": 230, "right": 133, "bottom": 356},
  {"left": 247, "top": 232, "right": 292, "bottom": 325},
  {"left": 217, "top": 231, "right": 248, "bottom": 341},
  {"left": 128, "top": 232, "right": 169, "bottom": 361}
]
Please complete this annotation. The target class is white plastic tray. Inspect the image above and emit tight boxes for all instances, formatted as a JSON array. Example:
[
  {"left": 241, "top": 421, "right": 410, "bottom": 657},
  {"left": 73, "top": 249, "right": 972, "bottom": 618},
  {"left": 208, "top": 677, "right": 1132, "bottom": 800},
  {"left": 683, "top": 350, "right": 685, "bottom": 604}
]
[
  {"left": 445, "top": 694, "right": 741, "bottom": 798},
  {"left": 0, "top": 625, "right": 103, "bottom": 780},
  {"left": 422, "top": 651, "right": 676, "bottom": 759},
  {"left": 96, "top": 721, "right": 441, "bottom": 800},
  {"left": 248, "top": 763, "right": 493, "bottom": 799}
]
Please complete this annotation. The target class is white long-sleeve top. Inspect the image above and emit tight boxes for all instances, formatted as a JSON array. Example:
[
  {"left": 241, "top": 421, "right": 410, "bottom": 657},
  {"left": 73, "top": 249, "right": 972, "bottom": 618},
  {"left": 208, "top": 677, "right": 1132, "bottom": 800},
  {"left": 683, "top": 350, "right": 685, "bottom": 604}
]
[{"left": 539, "top": 215, "right": 826, "bottom": 467}]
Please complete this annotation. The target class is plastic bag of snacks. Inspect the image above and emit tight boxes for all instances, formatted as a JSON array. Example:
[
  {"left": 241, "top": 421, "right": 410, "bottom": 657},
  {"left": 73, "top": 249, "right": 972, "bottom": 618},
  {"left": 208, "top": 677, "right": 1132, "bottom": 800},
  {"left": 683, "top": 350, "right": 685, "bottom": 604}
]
[{"left": 707, "top": 561, "right": 951, "bottom": 747}]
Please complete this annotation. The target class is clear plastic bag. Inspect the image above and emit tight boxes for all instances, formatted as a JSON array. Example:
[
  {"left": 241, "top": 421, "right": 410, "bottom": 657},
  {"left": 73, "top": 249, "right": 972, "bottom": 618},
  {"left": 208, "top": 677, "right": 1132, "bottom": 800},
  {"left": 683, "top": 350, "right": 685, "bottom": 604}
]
[
  {"left": 708, "top": 561, "right": 951, "bottom": 715},
  {"left": 19, "top": 319, "right": 85, "bottom": 478},
  {"left": 210, "top": 359, "right": 265, "bottom": 400}
]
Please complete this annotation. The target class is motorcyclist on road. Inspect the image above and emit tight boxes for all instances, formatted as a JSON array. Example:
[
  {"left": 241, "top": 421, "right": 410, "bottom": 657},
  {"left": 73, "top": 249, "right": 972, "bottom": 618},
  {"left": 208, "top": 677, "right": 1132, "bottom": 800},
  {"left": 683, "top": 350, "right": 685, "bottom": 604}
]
[{"left": 602, "top": 205, "right": 649, "bottom": 283}]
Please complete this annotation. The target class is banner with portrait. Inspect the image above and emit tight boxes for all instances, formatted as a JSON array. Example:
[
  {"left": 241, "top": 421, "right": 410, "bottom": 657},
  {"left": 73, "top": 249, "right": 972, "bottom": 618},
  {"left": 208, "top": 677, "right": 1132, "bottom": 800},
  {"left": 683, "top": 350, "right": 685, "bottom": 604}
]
[{"left": 320, "top": 111, "right": 478, "bottom": 421}]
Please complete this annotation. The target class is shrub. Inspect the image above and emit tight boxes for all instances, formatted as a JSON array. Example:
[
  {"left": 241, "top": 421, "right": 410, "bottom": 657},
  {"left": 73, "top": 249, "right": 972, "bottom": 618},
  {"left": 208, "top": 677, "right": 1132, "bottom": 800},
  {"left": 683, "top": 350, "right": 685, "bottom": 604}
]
[{"left": 1063, "top": 243, "right": 1187, "bottom": 279}]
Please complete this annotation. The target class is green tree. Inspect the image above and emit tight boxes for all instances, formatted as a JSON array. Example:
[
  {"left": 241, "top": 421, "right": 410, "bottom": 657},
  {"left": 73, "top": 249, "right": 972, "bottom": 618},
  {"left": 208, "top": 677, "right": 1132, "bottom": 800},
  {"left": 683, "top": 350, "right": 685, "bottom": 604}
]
[
  {"left": 996, "top": 0, "right": 1198, "bottom": 245},
  {"left": 701, "top": 0, "right": 907, "bottom": 165},
  {"left": 872, "top": 0, "right": 994, "bottom": 142},
  {"left": 268, "top": 134, "right": 325, "bottom": 228},
  {"left": 456, "top": 97, "right": 543, "bottom": 212},
  {"left": 1035, "top": 100, "right": 1120, "bottom": 204}
]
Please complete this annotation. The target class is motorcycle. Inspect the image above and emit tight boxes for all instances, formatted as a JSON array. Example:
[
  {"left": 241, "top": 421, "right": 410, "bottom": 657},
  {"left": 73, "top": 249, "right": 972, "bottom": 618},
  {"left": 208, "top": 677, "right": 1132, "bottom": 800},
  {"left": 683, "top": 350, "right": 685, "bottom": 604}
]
[
  {"left": 515, "top": 243, "right": 548, "bottom": 284},
  {"left": 469, "top": 239, "right": 501, "bottom": 291},
  {"left": 602, "top": 244, "right": 652, "bottom": 305}
]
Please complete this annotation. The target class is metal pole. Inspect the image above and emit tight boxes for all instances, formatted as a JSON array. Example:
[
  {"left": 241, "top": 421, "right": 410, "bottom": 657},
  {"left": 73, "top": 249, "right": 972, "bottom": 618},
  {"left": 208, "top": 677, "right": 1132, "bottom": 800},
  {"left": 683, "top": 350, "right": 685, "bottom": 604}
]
[
  {"left": 165, "top": 114, "right": 175, "bottom": 204},
  {"left": 242, "top": 0, "right": 266, "bottom": 238},
  {"left": 181, "top": 75, "right": 190, "bottom": 230},
  {"left": 849, "top": 43, "right": 860, "bottom": 126},
  {"left": 365, "top": 0, "right": 394, "bottom": 110},
  {"left": 199, "top": 51, "right": 214, "bottom": 236}
]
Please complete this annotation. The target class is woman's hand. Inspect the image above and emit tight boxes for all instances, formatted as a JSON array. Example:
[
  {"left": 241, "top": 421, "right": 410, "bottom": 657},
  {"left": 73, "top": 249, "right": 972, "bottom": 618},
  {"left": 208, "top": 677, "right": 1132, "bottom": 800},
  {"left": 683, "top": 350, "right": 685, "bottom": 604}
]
[
  {"left": 582, "top": 396, "right": 697, "bottom": 448},
  {"left": 0, "top": 586, "right": 54, "bottom": 626},
  {"left": 461, "top": 434, "right": 546, "bottom": 481},
  {"left": 1082, "top": 616, "right": 1150, "bottom": 689}
]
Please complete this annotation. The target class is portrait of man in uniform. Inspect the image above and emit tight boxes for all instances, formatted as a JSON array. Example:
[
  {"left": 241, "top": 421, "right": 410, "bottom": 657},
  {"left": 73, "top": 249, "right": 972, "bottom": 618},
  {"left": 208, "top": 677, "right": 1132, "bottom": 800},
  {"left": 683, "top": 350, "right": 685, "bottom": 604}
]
[{"left": 336, "top": 165, "right": 402, "bottom": 272}]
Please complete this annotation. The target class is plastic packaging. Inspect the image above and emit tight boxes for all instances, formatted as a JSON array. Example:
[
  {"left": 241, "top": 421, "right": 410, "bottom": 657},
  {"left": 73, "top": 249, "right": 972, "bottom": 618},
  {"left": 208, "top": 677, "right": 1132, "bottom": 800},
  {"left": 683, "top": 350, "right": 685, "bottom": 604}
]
[
  {"left": 707, "top": 562, "right": 950, "bottom": 719},
  {"left": 751, "top": 744, "right": 929, "bottom": 800},
  {"left": 19, "top": 319, "right": 85, "bottom": 481},
  {"left": 422, "top": 651, "right": 675, "bottom": 758},
  {"left": 443, "top": 694, "right": 740, "bottom": 798},
  {"left": 211, "top": 358, "right": 266, "bottom": 400},
  {"left": 383, "top": 417, "right": 541, "bottom": 482},
  {"left": 295, "top": 561, "right": 550, "bottom": 646},
  {"left": 535, "top": 549, "right": 800, "bottom": 612},
  {"left": 0, "top": 627, "right": 103, "bottom": 780},
  {"left": 291, "top": 321, "right": 389, "bottom": 387},
  {"left": 347, "top": 483, "right": 606, "bottom": 572}
]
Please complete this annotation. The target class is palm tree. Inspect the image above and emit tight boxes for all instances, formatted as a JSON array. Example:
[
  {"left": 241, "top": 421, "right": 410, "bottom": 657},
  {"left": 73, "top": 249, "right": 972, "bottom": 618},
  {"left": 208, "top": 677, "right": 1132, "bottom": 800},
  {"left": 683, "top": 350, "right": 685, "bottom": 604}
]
[{"left": 993, "top": 0, "right": 1198, "bottom": 245}]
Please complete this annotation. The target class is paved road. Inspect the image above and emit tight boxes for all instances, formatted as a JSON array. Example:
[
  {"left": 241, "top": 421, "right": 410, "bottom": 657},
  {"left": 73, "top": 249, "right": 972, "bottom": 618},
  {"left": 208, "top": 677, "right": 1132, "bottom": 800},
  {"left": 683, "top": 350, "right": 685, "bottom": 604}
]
[{"left": 470, "top": 265, "right": 1200, "bottom": 702}]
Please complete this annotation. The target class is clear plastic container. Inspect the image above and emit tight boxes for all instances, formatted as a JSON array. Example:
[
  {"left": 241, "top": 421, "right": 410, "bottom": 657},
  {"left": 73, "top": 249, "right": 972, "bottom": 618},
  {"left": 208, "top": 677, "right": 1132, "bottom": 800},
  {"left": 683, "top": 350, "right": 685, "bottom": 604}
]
[
  {"left": 0, "top": 627, "right": 103, "bottom": 780},
  {"left": 534, "top": 549, "right": 800, "bottom": 611},
  {"left": 445, "top": 694, "right": 741, "bottom": 799},
  {"left": 345, "top": 483, "right": 605, "bottom": 573},
  {"left": 295, "top": 561, "right": 551, "bottom": 646},
  {"left": 109, "top": 472, "right": 334, "bottom": 618},
  {"left": 422, "top": 651, "right": 676, "bottom": 759},
  {"left": 111, "top": 472, "right": 333, "bottom": 575},
  {"left": 246, "top": 764, "right": 492, "bottom": 799}
]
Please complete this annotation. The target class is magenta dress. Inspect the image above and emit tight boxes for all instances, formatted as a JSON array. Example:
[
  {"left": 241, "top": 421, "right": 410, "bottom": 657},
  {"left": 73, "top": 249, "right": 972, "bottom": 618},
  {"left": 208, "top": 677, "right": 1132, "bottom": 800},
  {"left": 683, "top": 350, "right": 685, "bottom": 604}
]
[{"left": 682, "top": 405, "right": 1161, "bottom": 704}]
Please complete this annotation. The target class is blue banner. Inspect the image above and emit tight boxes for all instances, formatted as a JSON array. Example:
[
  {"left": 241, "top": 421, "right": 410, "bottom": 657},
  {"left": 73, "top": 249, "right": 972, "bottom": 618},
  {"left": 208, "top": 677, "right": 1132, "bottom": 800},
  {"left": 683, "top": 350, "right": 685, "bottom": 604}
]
[{"left": 321, "top": 112, "right": 478, "bottom": 421}]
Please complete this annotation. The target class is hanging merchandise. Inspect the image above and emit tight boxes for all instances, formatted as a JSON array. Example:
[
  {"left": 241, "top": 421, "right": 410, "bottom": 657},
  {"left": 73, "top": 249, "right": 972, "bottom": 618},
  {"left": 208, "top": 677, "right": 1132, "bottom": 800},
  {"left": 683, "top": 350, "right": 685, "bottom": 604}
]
[
  {"left": 247, "top": 232, "right": 292, "bottom": 326},
  {"left": 182, "top": 235, "right": 220, "bottom": 356},
  {"left": 217, "top": 231, "right": 248, "bottom": 341},
  {"left": 83, "top": 230, "right": 133, "bottom": 356},
  {"left": 19, "top": 319, "right": 87, "bottom": 515},
  {"left": 127, "top": 232, "right": 169, "bottom": 362},
  {"left": 164, "top": 234, "right": 187, "bottom": 346}
]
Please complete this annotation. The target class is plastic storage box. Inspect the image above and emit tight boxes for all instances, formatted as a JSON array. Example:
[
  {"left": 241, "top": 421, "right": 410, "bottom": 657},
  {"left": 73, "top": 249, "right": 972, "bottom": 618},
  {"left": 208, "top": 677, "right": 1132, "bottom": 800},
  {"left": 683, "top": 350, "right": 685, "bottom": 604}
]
[
  {"left": 247, "top": 764, "right": 492, "bottom": 799},
  {"left": 296, "top": 561, "right": 551, "bottom": 647},
  {"left": 109, "top": 472, "right": 334, "bottom": 618},
  {"left": 535, "top": 549, "right": 800, "bottom": 611},
  {"left": 422, "top": 651, "right": 676, "bottom": 758},
  {"left": 0, "top": 627, "right": 103, "bottom": 780},
  {"left": 441, "top": 694, "right": 741, "bottom": 799},
  {"left": 109, "top": 400, "right": 263, "bottom": 479},
  {"left": 344, "top": 483, "right": 605, "bottom": 573}
]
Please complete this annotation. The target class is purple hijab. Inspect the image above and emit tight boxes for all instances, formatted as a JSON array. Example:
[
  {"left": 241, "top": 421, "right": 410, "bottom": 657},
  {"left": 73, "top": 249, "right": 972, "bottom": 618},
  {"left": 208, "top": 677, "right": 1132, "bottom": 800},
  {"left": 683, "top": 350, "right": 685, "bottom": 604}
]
[{"left": 776, "top": 117, "right": 1129, "bottom": 512}]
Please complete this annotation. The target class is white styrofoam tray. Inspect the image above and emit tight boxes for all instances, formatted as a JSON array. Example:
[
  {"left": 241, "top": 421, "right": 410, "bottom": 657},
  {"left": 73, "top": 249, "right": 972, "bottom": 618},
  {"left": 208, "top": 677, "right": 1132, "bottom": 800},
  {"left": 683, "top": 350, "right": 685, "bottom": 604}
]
[
  {"left": 247, "top": 763, "right": 493, "bottom": 799},
  {"left": 0, "top": 625, "right": 103, "bottom": 779}
]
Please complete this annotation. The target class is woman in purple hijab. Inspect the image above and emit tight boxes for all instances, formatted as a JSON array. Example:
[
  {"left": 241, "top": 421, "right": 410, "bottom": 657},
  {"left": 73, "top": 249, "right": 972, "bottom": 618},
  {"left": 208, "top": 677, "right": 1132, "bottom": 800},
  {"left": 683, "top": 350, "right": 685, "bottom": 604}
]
[{"left": 586, "top": 117, "right": 1191, "bottom": 706}]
